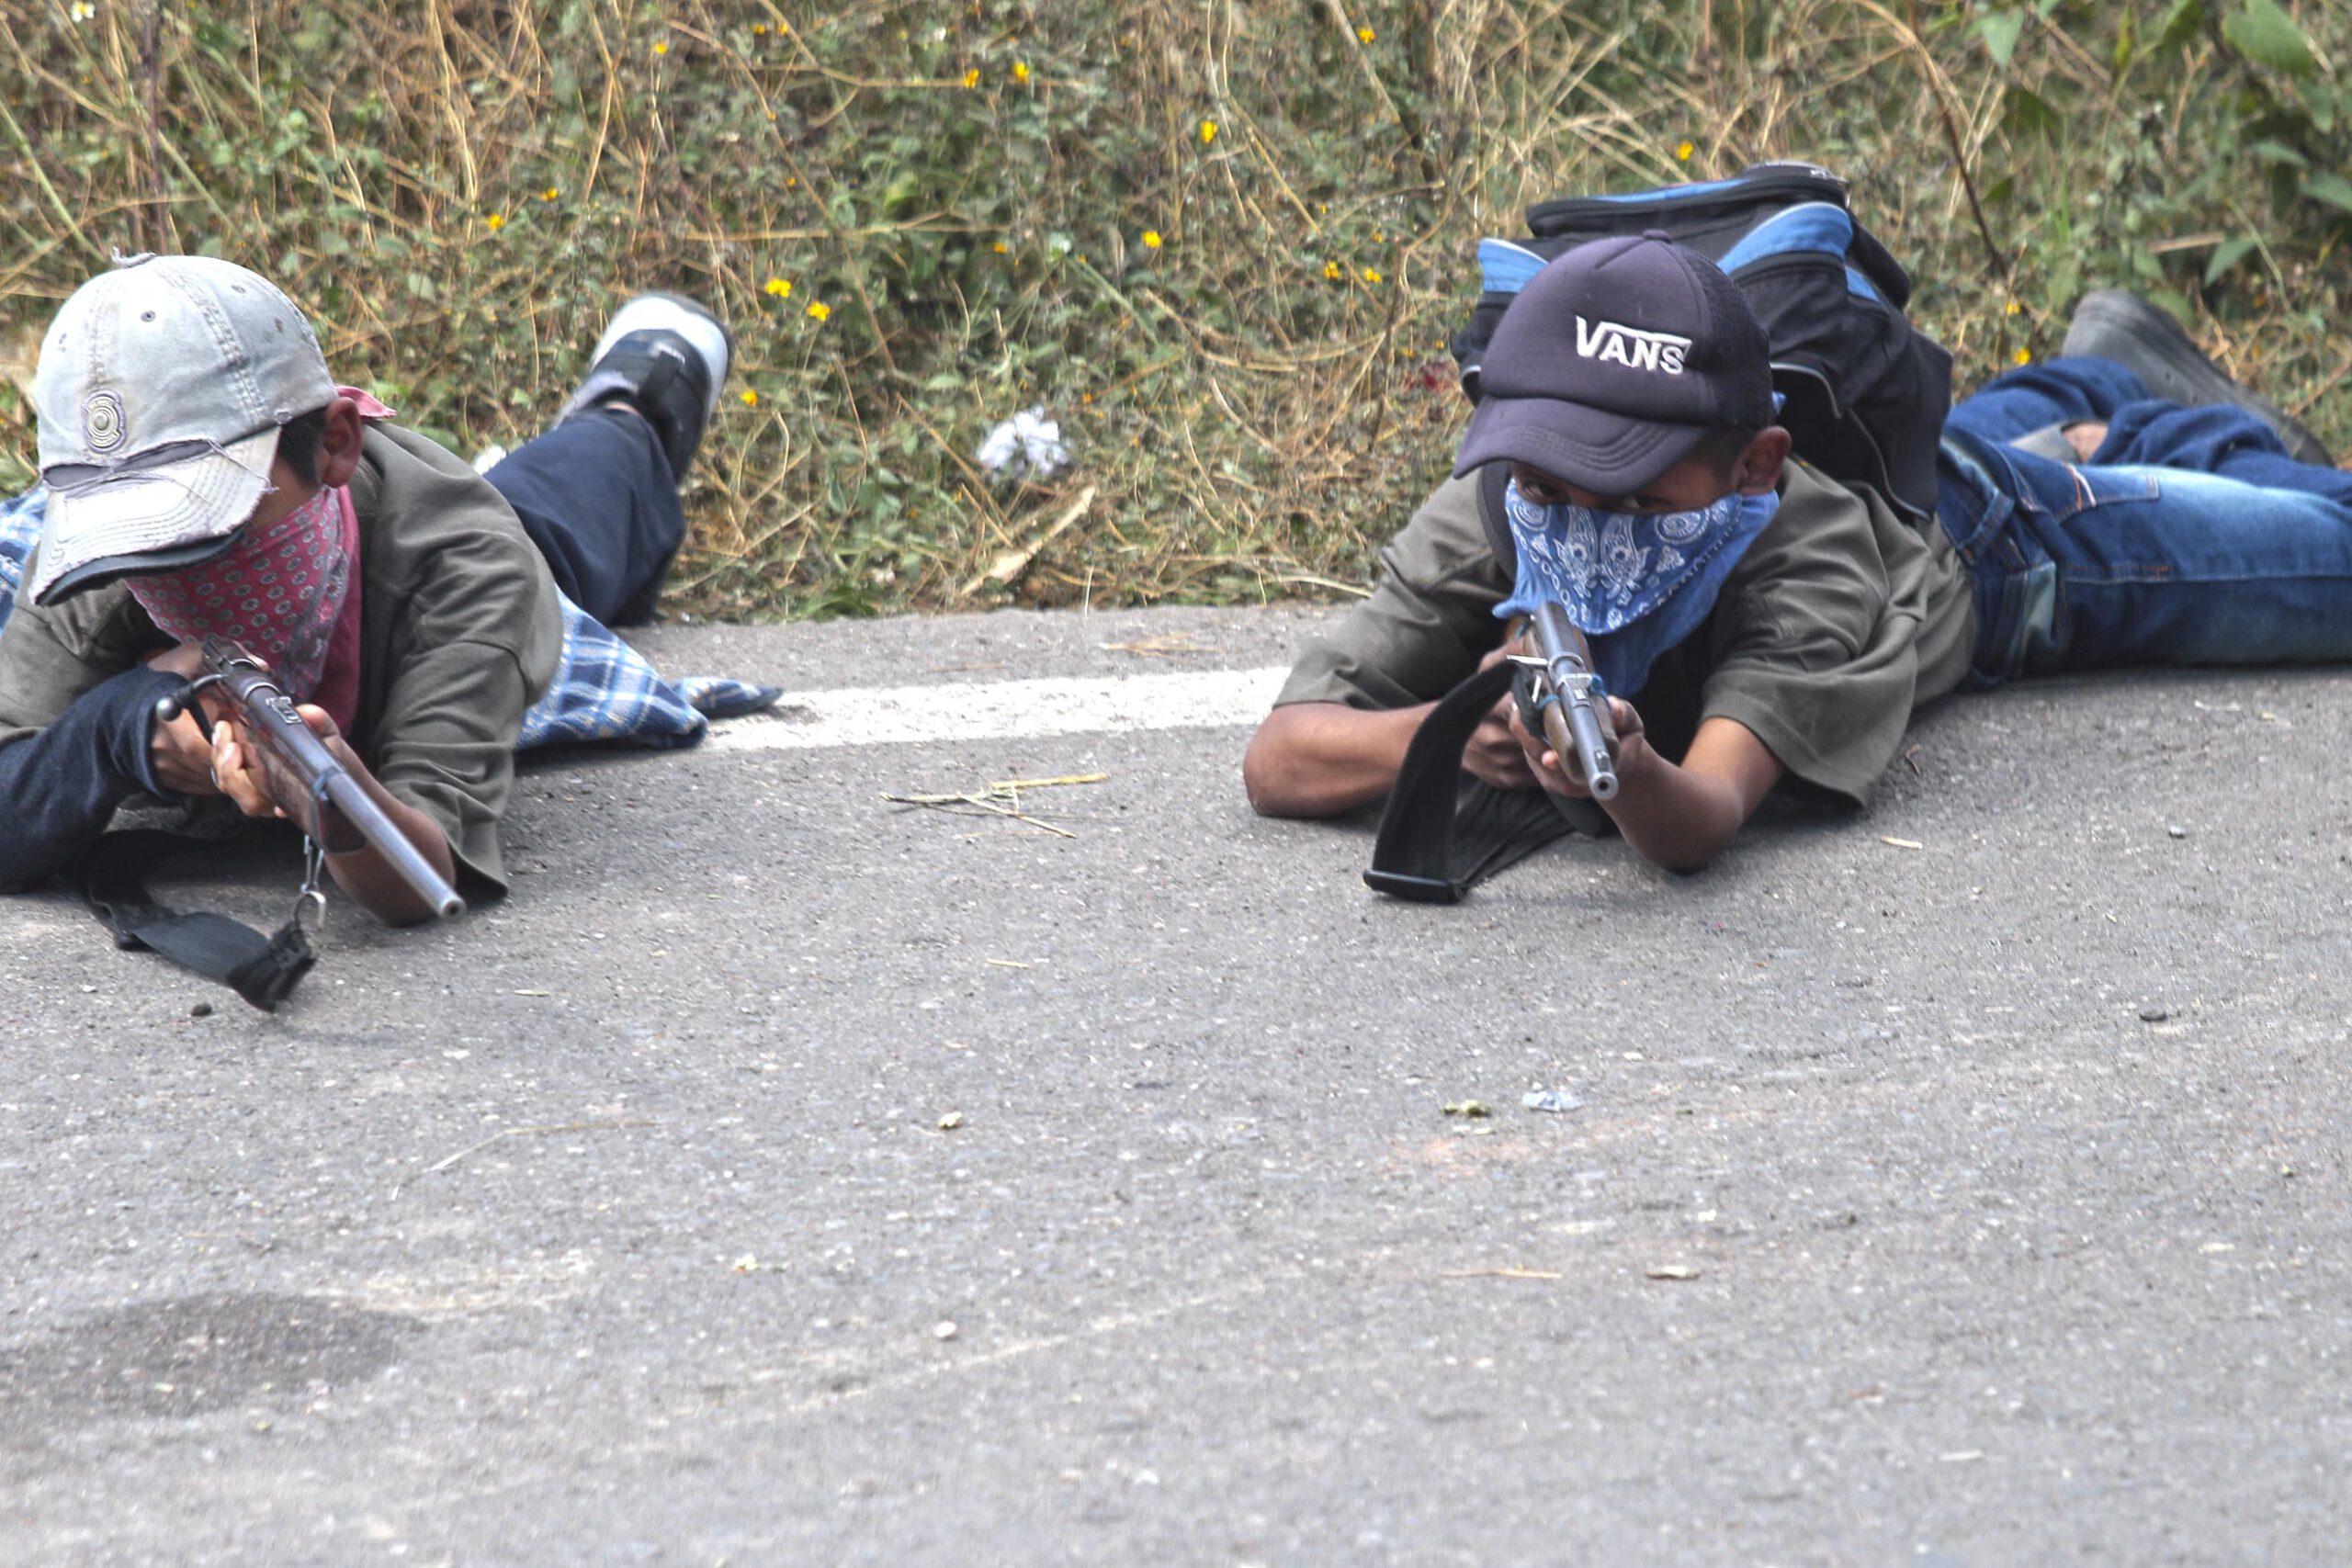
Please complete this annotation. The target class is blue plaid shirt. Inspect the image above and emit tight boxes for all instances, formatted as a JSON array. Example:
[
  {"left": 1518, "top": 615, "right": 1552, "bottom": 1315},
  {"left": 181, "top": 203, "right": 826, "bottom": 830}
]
[{"left": 0, "top": 486, "right": 763, "bottom": 750}]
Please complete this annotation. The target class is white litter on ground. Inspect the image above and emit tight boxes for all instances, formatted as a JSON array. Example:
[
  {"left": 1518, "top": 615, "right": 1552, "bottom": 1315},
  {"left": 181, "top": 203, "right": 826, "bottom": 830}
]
[{"left": 975, "top": 407, "right": 1069, "bottom": 480}]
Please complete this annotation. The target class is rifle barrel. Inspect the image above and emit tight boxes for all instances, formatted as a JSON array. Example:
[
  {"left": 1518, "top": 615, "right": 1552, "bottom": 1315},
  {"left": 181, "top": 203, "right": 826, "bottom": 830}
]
[{"left": 1529, "top": 604, "right": 1619, "bottom": 801}]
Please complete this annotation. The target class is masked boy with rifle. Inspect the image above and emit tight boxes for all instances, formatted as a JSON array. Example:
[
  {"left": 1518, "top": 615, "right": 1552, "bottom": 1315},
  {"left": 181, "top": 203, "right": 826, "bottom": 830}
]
[
  {"left": 0, "top": 254, "right": 739, "bottom": 932},
  {"left": 1244, "top": 231, "right": 2352, "bottom": 886}
]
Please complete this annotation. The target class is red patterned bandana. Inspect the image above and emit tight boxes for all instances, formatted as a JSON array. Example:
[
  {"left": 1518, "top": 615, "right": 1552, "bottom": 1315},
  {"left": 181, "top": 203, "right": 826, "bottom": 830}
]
[{"left": 130, "top": 479, "right": 356, "bottom": 710}]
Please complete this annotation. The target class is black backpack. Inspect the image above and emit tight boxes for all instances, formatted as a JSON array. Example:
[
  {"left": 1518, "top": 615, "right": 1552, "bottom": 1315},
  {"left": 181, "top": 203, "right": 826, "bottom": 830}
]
[
  {"left": 1365, "top": 163, "right": 1951, "bottom": 904},
  {"left": 1452, "top": 161, "right": 1951, "bottom": 538}
]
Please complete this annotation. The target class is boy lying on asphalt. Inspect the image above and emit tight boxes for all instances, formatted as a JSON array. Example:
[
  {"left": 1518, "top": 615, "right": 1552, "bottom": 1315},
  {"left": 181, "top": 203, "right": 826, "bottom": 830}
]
[
  {"left": 1245, "top": 235, "right": 2352, "bottom": 872},
  {"left": 0, "top": 254, "right": 761, "bottom": 924}
]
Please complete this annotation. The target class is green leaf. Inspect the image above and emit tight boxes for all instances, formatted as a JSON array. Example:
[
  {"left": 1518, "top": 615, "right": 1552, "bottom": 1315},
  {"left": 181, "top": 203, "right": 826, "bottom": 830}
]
[
  {"left": 2251, "top": 138, "right": 2311, "bottom": 168},
  {"left": 1976, "top": 9, "right": 2026, "bottom": 67},
  {"left": 2151, "top": 0, "right": 2205, "bottom": 53},
  {"left": 2004, "top": 84, "right": 2060, "bottom": 135},
  {"left": 2111, "top": 10, "right": 2136, "bottom": 79},
  {"left": 2302, "top": 78, "right": 2336, "bottom": 133},
  {"left": 2301, "top": 173, "right": 2352, "bottom": 213},
  {"left": 2049, "top": 254, "right": 2082, "bottom": 314},
  {"left": 2203, "top": 235, "right": 2260, "bottom": 285},
  {"left": 2222, "top": 0, "right": 2314, "bottom": 75}
]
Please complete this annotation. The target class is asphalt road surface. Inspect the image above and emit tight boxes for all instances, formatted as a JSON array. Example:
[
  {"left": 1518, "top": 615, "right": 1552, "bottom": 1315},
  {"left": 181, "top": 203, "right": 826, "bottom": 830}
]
[{"left": 6, "top": 605, "right": 2351, "bottom": 1565}]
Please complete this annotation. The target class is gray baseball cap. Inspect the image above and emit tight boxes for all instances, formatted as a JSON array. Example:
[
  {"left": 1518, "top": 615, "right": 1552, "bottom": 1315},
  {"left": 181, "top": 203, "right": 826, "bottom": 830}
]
[{"left": 28, "top": 254, "right": 337, "bottom": 604}]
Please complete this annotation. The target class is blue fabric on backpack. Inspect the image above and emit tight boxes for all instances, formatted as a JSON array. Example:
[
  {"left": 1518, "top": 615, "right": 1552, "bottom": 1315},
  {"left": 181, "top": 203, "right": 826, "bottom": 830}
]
[
  {"left": 1482, "top": 203, "right": 1884, "bottom": 306},
  {"left": 1713, "top": 202, "right": 1884, "bottom": 302},
  {"left": 1582, "top": 175, "right": 1752, "bottom": 206},
  {"left": 1714, "top": 200, "right": 1855, "bottom": 266},
  {"left": 1476, "top": 239, "right": 1552, "bottom": 297}
]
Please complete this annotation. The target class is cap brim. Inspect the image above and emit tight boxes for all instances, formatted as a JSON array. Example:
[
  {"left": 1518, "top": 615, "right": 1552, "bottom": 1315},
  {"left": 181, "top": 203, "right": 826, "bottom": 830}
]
[
  {"left": 37, "top": 534, "right": 243, "bottom": 604},
  {"left": 29, "top": 430, "right": 277, "bottom": 605},
  {"left": 1452, "top": 394, "right": 1711, "bottom": 495}
]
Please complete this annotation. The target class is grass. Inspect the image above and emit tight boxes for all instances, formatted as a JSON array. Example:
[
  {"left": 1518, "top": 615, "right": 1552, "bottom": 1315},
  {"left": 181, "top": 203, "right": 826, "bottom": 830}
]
[{"left": 4, "top": 0, "right": 2351, "bottom": 619}]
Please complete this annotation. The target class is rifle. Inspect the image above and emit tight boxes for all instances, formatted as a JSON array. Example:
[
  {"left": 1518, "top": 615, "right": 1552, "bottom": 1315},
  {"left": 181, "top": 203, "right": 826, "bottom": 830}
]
[
  {"left": 1508, "top": 602, "right": 1618, "bottom": 801},
  {"left": 154, "top": 636, "right": 465, "bottom": 919}
]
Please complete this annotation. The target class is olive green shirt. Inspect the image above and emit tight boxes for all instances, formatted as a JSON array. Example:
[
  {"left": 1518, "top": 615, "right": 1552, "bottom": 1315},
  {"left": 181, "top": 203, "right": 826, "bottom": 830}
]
[
  {"left": 0, "top": 423, "right": 562, "bottom": 889},
  {"left": 1276, "top": 461, "right": 1977, "bottom": 807}
]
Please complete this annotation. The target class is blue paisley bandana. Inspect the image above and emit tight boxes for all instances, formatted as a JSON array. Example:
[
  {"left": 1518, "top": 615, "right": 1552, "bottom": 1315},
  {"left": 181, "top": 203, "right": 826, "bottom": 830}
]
[{"left": 1495, "top": 478, "right": 1781, "bottom": 697}]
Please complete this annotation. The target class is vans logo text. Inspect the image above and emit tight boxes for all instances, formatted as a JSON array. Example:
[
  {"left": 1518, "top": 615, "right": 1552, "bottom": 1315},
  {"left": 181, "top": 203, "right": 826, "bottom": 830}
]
[{"left": 1574, "top": 316, "right": 1691, "bottom": 374}]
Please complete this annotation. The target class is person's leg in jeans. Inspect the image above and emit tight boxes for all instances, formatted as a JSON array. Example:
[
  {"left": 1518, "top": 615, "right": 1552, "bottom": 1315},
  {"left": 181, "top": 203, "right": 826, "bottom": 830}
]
[
  {"left": 1944, "top": 355, "right": 2154, "bottom": 447},
  {"left": 1952, "top": 354, "right": 2346, "bottom": 492},
  {"left": 486, "top": 410, "right": 684, "bottom": 627},
  {"left": 2084, "top": 398, "right": 2352, "bottom": 496},
  {"left": 487, "top": 292, "right": 731, "bottom": 627},
  {"left": 1939, "top": 367, "right": 2352, "bottom": 680}
]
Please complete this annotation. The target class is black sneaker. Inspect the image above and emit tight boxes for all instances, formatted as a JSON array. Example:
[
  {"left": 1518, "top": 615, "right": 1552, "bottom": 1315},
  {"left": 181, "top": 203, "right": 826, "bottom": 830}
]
[
  {"left": 559, "top": 292, "right": 733, "bottom": 478},
  {"left": 2060, "top": 289, "right": 2333, "bottom": 467}
]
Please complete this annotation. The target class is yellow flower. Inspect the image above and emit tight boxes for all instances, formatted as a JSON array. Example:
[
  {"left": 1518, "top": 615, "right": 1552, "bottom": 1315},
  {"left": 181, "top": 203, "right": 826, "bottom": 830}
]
[
  {"left": 807, "top": 301, "right": 831, "bottom": 322},
  {"left": 1142, "top": 230, "right": 1162, "bottom": 250},
  {"left": 1357, "top": 26, "right": 1374, "bottom": 42},
  {"left": 653, "top": 40, "right": 668, "bottom": 55},
  {"left": 752, "top": 22, "right": 767, "bottom": 34},
  {"left": 1323, "top": 260, "right": 1341, "bottom": 280},
  {"left": 1012, "top": 62, "right": 1029, "bottom": 83},
  {"left": 992, "top": 241, "right": 1009, "bottom": 254},
  {"left": 1361, "top": 266, "right": 1382, "bottom": 284},
  {"left": 1675, "top": 140, "right": 1694, "bottom": 163},
  {"left": 2004, "top": 299, "right": 2022, "bottom": 316},
  {"left": 962, "top": 67, "right": 979, "bottom": 88},
  {"left": 2012, "top": 347, "right": 2032, "bottom": 366},
  {"left": 541, "top": 186, "right": 560, "bottom": 201},
  {"left": 764, "top": 277, "right": 792, "bottom": 298},
  {"left": 485, "top": 212, "right": 505, "bottom": 231},
  {"left": 1199, "top": 119, "right": 1218, "bottom": 146},
  {"left": 741, "top": 389, "right": 760, "bottom": 407}
]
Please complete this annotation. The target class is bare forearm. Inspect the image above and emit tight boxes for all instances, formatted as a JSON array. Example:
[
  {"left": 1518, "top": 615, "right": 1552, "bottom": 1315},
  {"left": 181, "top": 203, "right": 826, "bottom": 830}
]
[
  {"left": 1243, "top": 702, "right": 1431, "bottom": 817},
  {"left": 1598, "top": 740, "right": 1750, "bottom": 871},
  {"left": 322, "top": 769, "right": 458, "bottom": 926}
]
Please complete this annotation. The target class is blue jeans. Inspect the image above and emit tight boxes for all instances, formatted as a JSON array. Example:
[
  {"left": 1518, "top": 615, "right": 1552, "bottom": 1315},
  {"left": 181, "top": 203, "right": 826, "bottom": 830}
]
[
  {"left": 1936, "top": 356, "right": 2352, "bottom": 683},
  {"left": 485, "top": 408, "right": 684, "bottom": 627}
]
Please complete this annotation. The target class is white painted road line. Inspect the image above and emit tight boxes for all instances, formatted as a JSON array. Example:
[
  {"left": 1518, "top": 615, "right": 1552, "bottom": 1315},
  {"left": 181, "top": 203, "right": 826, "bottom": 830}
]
[{"left": 706, "top": 665, "right": 1292, "bottom": 750}]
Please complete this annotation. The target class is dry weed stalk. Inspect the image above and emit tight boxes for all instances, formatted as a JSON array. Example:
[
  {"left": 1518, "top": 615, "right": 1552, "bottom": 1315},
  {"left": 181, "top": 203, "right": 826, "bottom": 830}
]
[{"left": 1, "top": 0, "right": 2347, "bottom": 618}]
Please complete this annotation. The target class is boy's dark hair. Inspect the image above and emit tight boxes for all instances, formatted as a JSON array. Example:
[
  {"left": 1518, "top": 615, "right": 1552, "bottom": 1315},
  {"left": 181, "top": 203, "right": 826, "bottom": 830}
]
[
  {"left": 1690, "top": 424, "right": 1758, "bottom": 480},
  {"left": 275, "top": 406, "right": 331, "bottom": 485}
]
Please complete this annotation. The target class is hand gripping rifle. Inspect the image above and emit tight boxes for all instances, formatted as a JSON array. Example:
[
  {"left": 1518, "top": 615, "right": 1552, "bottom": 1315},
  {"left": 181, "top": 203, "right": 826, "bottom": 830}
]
[
  {"left": 155, "top": 636, "right": 465, "bottom": 920},
  {"left": 1508, "top": 602, "right": 1618, "bottom": 801}
]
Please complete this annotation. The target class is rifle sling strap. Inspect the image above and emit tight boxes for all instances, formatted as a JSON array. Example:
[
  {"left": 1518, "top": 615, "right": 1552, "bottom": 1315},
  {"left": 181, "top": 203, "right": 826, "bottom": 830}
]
[
  {"left": 76, "top": 829, "right": 318, "bottom": 1012},
  {"left": 1363, "top": 660, "right": 1602, "bottom": 903}
]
